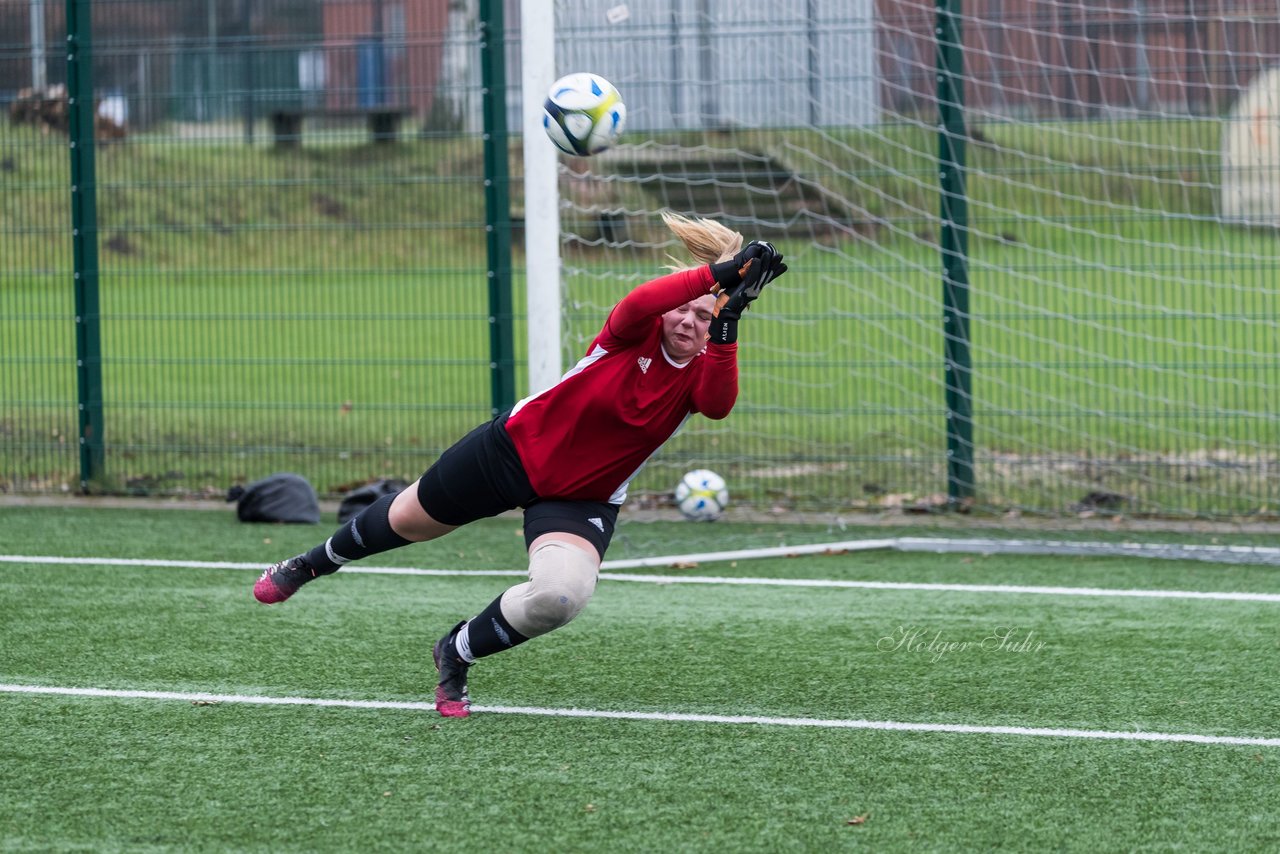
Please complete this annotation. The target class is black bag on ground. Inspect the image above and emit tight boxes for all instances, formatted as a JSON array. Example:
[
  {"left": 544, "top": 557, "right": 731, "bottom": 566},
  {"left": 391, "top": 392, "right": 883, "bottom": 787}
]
[
  {"left": 226, "top": 472, "right": 321, "bottom": 524},
  {"left": 337, "top": 478, "right": 408, "bottom": 524}
]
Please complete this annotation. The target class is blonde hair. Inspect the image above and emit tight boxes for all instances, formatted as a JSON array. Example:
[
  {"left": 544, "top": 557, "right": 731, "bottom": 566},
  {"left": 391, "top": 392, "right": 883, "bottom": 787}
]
[{"left": 661, "top": 211, "right": 743, "bottom": 266}]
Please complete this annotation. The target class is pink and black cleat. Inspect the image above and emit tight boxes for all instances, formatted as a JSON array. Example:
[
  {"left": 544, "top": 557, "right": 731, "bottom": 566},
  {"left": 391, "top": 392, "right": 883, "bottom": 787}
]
[
  {"left": 253, "top": 557, "right": 318, "bottom": 604},
  {"left": 432, "top": 622, "right": 472, "bottom": 718}
]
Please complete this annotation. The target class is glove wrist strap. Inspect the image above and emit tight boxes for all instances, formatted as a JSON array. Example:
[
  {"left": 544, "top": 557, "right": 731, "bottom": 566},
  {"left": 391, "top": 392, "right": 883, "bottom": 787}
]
[{"left": 707, "top": 316, "right": 738, "bottom": 345}]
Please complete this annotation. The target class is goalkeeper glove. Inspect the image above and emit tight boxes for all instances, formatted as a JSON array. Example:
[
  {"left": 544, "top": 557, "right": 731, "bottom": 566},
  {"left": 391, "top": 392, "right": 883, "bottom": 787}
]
[
  {"left": 709, "top": 241, "right": 774, "bottom": 291},
  {"left": 707, "top": 242, "right": 787, "bottom": 345}
]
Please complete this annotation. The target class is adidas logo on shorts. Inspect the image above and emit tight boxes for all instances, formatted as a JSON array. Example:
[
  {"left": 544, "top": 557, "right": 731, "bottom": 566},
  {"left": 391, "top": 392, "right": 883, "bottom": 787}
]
[{"left": 587, "top": 517, "right": 605, "bottom": 532}]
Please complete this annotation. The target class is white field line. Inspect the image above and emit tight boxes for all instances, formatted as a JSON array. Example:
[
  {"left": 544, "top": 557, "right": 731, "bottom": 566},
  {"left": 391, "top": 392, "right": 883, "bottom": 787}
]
[
  {"left": 2, "top": 552, "right": 1279, "bottom": 603},
  {"left": 1, "top": 683, "right": 1277, "bottom": 748},
  {"left": 0, "top": 539, "right": 894, "bottom": 573},
  {"left": 898, "top": 537, "right": 1280, "bottom": 564}
]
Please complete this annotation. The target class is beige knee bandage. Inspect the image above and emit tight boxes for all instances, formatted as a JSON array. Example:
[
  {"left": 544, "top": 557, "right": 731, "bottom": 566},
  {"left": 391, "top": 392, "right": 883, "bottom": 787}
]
[{"left": 499, "top": 540, "right": 599, "bottom": 638}]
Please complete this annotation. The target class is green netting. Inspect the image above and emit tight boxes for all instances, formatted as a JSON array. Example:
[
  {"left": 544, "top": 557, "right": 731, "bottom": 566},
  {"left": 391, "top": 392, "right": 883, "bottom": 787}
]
[{"left": 3, "top": 0, "right": 1279, "bottom": 519}]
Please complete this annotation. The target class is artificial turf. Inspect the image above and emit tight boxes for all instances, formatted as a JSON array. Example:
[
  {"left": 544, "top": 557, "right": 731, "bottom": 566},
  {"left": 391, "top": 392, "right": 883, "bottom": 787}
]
[{"left": 2, "top": 506, "right": 1278, "bottom": 850}]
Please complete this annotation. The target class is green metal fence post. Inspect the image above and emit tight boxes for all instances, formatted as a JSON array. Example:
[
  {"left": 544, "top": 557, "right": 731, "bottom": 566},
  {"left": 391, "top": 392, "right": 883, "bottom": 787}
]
[
  {"left": 480, "top": 0, "right": 515, "bottom": 415},
  {"left": 936, "top": 0, "right": 975, "bottom": 505},
  {"left": 67, "top": 0, "right": 104, "bottom": 490}
]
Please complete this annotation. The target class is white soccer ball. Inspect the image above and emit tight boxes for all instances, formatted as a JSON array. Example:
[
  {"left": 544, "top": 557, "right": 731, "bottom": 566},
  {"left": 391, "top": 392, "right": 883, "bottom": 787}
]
[
  {"left": 542, "top": 72, "right": 626, "bottom": 156},
  {"left": 674, "top": 469, "right": 729, "bottom": 522}
]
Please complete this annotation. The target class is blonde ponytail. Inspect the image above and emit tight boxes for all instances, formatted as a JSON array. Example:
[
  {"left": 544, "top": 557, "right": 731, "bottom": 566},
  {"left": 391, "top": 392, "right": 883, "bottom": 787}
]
[{"left": 661, "top": 211, "right": 743, "bottom": 266}]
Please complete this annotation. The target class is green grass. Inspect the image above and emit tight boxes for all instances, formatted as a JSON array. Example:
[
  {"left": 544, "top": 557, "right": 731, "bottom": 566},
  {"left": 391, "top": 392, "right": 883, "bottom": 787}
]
[
  {"left": 3, "top": 118, "right": 1278, "bottom": 514},
  {"left": 2, "top": 507, "right": 1279, "bottom": 851}
]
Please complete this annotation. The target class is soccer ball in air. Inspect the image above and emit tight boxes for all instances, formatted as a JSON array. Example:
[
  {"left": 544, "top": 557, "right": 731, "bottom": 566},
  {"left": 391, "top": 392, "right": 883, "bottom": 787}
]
[
  {"left": 674, "top": 469, "right": 729, "bottom": 522},
  {"left": 542, "top": 72, "right": 626, "bottom": 156}
]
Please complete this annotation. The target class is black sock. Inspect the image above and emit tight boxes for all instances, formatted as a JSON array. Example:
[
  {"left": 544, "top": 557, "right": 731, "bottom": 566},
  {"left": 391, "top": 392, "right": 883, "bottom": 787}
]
[
  {"left": 303, "top": 493, "right": 411, "bottom": 574},
  {"left": 453, "top": 595, "right": 530, "bottom": 662}
]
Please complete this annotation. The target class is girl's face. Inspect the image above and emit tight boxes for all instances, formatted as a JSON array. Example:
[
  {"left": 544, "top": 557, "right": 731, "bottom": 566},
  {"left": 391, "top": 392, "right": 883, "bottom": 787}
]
[{"left": 661, "top": 294, "right": 717, "bottom": 362}]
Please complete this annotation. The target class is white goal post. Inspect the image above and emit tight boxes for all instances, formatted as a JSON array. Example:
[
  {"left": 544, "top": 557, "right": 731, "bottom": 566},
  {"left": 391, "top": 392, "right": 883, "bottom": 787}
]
[{"left": 521, "top": 0, "right": 563, "bottom": 395}]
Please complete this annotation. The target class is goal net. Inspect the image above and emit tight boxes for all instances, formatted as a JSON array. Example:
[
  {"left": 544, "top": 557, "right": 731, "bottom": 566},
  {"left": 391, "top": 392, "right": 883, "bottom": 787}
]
[{"left": 547, "top": 0, "right": 1280, "bottom": 522}]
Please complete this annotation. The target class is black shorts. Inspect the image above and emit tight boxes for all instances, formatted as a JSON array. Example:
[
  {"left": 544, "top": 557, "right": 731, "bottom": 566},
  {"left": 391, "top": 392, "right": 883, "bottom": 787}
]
[
  {"left": 417, "top": 414, "right": 619, "bottom": 559},
  {"left": 522, "top": 498, "right": 619, "bottom": 560}
]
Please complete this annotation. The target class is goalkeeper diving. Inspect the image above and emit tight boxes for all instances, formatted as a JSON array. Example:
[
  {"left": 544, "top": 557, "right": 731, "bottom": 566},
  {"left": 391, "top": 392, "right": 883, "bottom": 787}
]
[{"left": 254, "top": 212, "right": 788, "bottom": 717}]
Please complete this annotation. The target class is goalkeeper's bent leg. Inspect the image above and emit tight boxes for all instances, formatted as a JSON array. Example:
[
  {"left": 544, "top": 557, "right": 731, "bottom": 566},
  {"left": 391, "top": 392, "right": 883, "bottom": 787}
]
[
  {"left": 501, "top": 539, "right": 600, "bottom": 637},
  {"left": 449, "top": 538, "right": 600, "bottom": 661}
]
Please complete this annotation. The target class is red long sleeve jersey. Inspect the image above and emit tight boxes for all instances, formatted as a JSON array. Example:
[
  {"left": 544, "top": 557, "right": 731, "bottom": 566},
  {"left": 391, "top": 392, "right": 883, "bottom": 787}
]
[{"left": 504, "top": 266, "right": 738, "bottom": 504}]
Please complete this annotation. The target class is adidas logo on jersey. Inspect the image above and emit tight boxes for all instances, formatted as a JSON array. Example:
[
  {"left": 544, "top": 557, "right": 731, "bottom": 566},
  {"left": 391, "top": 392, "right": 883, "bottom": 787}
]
[
  {"left": 587, "top": 517, "right": 605, "bottom": 532},
  {"left": 636, "top": 356, "right": 652, "bottom": 374}
]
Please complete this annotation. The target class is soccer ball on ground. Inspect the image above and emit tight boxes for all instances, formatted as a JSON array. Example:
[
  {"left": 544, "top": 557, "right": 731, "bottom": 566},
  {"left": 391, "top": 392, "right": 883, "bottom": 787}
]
[
  {"left": 674, "top": 469, "right": 729, "bottom": 522},
  {"left": 542, "top": 72, "right": 626, "bottom": 156}
]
